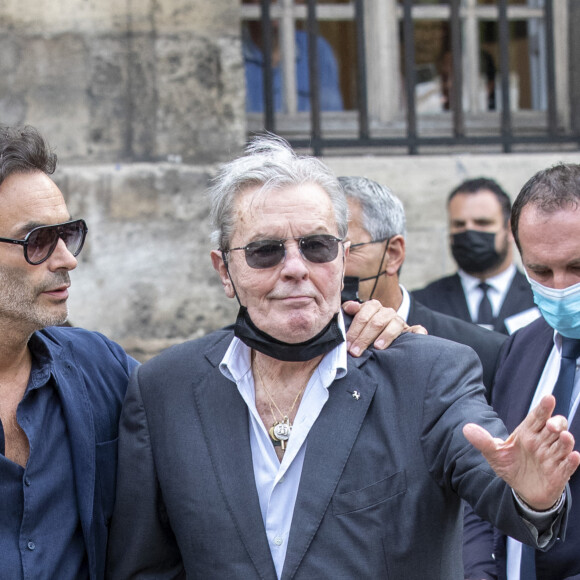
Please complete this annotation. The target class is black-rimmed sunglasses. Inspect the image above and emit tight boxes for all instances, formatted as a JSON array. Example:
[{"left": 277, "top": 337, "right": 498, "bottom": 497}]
[
  {"left": 0, "top": 219, "right": 88, "bottom": 265},
  {"left": 226, "top": 234, "right": 343, "bottom": 269}
]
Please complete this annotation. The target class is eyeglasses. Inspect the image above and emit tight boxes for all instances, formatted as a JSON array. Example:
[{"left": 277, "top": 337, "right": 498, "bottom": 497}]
[
  {"left": 0, "top": 219, "right": 88, "bottom": 265},
  {"left": 226, "top": 234, "right": 343, "bottom": 269},
  {"left": 349, "top": 237, "right": 389, "bottom": 251}
]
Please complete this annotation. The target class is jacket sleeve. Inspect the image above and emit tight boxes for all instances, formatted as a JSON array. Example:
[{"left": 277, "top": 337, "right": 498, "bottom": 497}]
[
  {"left": 463, "top": 502, "right": 498, "bottom": 580},
  {"left": 105, "top": 366, "right": 186, "bottom": 580}
]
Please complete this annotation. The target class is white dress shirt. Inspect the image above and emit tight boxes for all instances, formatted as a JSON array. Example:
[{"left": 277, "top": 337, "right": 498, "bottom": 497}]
[
  {"left": 218, "top": 314, "right": 347, "bottom": 579},
  {"left": 397, "top": 285, "right": 411, "bottom": 322},
  {"left": 506, "top": 331, "right": 580, "bottom": 579},
  {"left": 458, "top": 263, "right": 517, "bottom": 322},
  {"left": 458, "top": 265, "right": 540, "bottom": 333}
]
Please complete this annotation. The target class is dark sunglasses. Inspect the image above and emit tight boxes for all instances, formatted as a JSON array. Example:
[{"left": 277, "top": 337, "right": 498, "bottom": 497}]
[
  {"left": 0, "top": 219, "right": 88, "bottom": 265},
  {"left": 226, "top": 234, "right": 343, "bottom": 269}
]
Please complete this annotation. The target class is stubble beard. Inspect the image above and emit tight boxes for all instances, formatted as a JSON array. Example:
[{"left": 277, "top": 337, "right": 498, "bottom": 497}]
[{"left": 0, "top": 265, "right": 71, "bottom": 330}]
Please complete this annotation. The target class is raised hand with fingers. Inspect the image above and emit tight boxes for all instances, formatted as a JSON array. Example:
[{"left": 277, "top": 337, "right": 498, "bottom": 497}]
[{"left": 463, "top": 395, "right": 580, "bottom": 511}]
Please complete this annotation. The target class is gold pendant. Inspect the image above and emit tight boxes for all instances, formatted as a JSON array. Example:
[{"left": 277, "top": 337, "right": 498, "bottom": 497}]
[
  {"left": 273, "top": 420, "right": 291, "bottom": 442},
  {"left": 269, "top": 424, "right": 281, "bottom": 442}
]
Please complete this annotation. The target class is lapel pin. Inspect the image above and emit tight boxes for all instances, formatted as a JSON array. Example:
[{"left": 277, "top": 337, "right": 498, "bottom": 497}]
[{"left": 348, "top": 390, "right": 361, "bottom": 400}]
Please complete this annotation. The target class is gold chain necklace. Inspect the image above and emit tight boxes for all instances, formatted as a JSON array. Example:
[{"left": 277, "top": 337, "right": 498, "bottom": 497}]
[{"left": 253, "top": 361, "right": 307, "bottom": 451}]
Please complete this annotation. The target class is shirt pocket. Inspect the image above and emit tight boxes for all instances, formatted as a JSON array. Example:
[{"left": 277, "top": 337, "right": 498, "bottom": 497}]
[{"left": 332, "top": 470, "right": 407, "bottom": 516}]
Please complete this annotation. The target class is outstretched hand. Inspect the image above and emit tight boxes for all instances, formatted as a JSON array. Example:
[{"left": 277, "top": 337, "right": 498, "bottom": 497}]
[
  {"left": 464, "top": 395, "right": 580, "bottom": 510},
  {"left": 343, "top": 299, "right": 427, "bottom": 357}
]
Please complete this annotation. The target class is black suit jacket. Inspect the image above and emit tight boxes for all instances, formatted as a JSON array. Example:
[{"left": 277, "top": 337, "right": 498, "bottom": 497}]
[
  {"left": 463, "top": 317, "right": 580, "bottom": 580},
  {"left": 407, "top": 296, "right": 507, "bottom": 397},
  {"left": 411, "top": 270, "right": 536, "bottom": 335}
]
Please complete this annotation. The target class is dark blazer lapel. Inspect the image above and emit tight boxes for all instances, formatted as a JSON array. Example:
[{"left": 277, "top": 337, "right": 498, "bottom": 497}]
[
  {"left": 570, "top": 412, "right": 580, "bottom": 452},
  {"left": 496, "top": 322, "right": 553, "bottom": 432},
  {"left": 446, "top": 274, "right": 472, "bottom": 320},
  {"left": 195, "top": 345, "right": 277, "bottom": 580},
  {"left": 495, "top": 270, "right": 535, "bottom": 333},
  {"left": 50, "top": 346, "right": 97, "bottom": 567},
  {"left": 282, "top": 352, "right": 377, "bottom": 580},
  {"left": 407, "top": 296, "right": 434, "bottom": 328}
]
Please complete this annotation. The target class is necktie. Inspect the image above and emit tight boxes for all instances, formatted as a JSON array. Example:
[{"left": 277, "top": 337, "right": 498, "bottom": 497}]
[
  {"left": 552, "top": 336, "right": 580, "bottom": 417},
  {"left": 520, "top": 336, "right": 580, "bottom": 579},
  {"left": 476, "top": 282, "right": 494, "bottom": 325}
]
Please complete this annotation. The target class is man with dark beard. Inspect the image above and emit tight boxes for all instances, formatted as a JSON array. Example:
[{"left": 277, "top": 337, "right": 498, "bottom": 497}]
[
  {"left": 412, "top": 177, "right": 538, "bottom": 334},
  {"left": 0, "top": 125, "right": 138, "bottom": 580}
]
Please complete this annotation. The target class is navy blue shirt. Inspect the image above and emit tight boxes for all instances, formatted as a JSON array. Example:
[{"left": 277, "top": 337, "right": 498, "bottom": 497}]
[{"left": 0, "top": 335, "right": 88, "bottom": 580}]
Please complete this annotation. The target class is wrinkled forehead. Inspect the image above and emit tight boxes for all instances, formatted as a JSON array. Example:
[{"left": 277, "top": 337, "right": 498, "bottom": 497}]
[{"left": 233, "top": 183, "right": 338, "bottom": 232}]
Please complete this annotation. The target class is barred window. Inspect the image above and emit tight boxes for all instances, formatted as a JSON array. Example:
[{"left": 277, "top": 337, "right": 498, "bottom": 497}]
[{"left": 241, "top": 0, "right": 574, "bottom": 154}]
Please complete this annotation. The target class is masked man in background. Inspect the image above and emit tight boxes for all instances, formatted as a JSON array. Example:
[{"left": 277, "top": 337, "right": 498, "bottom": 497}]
[{"left": 413, "top": 177, "right": 538, "bottom": 334}]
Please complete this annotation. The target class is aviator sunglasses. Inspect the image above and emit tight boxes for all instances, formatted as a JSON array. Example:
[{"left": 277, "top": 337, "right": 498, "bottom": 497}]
[
  {"left": 226, "top": 234, "right": 344, "bottom": 269},
  {"left": 0, "top": 219, "right": 88, "bottom": 265}
]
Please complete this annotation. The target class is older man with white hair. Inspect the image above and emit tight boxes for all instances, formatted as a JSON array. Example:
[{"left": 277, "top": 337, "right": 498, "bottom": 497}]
[{"left": 107, "top": 137, "right": 579, "bottom": 580}]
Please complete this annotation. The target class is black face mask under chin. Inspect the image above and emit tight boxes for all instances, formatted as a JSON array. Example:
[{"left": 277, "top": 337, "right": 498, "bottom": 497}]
[{"left": 234, "top": 306, "right": 344, "bottom": 362}]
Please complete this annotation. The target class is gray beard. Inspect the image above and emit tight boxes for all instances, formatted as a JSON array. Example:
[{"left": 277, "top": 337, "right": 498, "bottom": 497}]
[{"left": 0, "top": 265, "right": 71, "bottom": 330}]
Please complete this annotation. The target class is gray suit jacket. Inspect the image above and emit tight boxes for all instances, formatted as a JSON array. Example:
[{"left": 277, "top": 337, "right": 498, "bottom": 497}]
[
  {"left": 407, "top": 296, "right": 506, "bottom": 397},
  {"left": 106, "top": 329, "right": 566, "bottom": 580}
]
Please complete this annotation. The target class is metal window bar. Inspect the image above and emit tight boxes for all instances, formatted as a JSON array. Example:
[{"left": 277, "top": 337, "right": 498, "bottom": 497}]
[
  {"left": 260, "top": 0, "right": 275, "bottom": 132},
  {"left": 246, "top": 0, "right": 579, "bottom": 156},
  {"left": 353, "top": 0, "right": 369, "bottom": 141},
  {"left": 450, "top": 0, "right": 464, "bottom": 137},
  {"left": 498, "top": 0, "right": 512, "bottom": 153},
  {"left": 402, "top": 0, "right": 418, "bottom": 155},
  {"left": 306, "top": 0, "right": 322, "bottom": 155},
  {"left": 544, "top": 0, "right": 557, "bottom": 135}
]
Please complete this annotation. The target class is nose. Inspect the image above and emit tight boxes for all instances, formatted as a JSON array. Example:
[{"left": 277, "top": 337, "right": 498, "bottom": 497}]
[
  {"left": 46, "top": 237, "right": 78, "bottom": 271},
  {"left": 552, "top": 271, "right": 576, "bottom": 290},
  {"left": 280, "top": 239, "right": 309, "bottom": 279}
]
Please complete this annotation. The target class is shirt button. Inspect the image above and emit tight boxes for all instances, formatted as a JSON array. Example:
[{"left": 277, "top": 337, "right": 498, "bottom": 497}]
[
  {"left": 278, "top": 476, "right": 285, "bottom": 484},
  {"left": 27, "top": 541, "right": 36, "bottom": 551},
  {"left": 273, "top": 537, "right": 283, "bottom": 546},
  {"left": 24, "top": 477, "right": 31, "bottom": 486}
]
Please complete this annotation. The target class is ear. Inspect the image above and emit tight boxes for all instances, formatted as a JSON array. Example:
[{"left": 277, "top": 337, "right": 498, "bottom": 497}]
[
  {"left": 210, "top": 250, "right": 236, "bottom": 299},
  {"left": 385, "top": 235, "right": 405, "bottom": 276}
]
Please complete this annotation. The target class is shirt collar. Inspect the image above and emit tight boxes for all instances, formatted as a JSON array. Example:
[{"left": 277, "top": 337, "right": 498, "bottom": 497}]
[
  {"left": 396, "top": 285, "right": 411, "bottom": 322},
  {"left": 552, "top": 331, "right": 580, "bottom": 361},
  {"left": 458, "top": 262, "right": 516, "bottom": 295},
  {"left": 219, "top": 311, "right": 348, "bottom": 386},
  {"left": 26, "top": 332, "right": 55, "bottom": 391}
]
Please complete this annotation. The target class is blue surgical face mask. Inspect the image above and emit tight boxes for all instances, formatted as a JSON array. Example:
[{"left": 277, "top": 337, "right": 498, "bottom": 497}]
[{"left": 525, "top": 272, "right": 580, "bottom": 338}]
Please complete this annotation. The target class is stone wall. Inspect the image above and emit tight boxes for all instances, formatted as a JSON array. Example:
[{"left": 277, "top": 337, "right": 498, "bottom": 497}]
[
  {"left": 2, "top": 1, "right": 580, "bottom": 360},
  {"left": 57, "top": 151, "right": 580, "bottom": 360},
  {"left": 0, "top": 0, "right": 245, "bottom": 163}
]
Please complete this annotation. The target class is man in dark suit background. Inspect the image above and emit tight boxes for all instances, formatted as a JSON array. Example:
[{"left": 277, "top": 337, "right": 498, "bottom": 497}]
[
  {"left": 464, "top": 163, "right": 580, "bottom": 579},
  {"left": 339, "top": 175, "right": 506, "bottom": 396},
  {"left": 412, "top": 177, "right": 538, "bottom": 335}
]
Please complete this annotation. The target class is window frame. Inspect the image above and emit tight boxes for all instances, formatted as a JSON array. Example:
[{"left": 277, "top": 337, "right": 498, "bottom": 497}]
[{"left": 241, "top": 0, "right": 572, "bottom": 152}]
